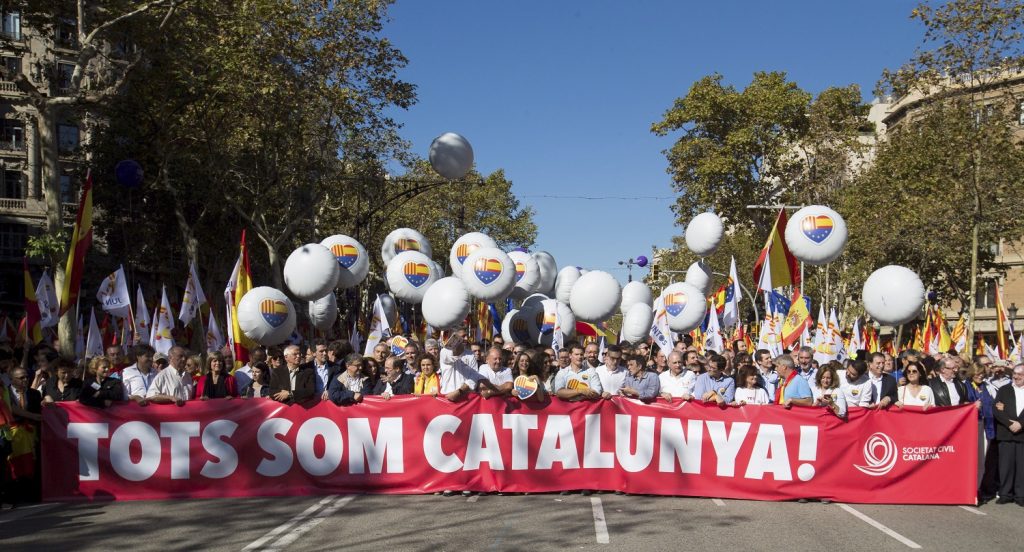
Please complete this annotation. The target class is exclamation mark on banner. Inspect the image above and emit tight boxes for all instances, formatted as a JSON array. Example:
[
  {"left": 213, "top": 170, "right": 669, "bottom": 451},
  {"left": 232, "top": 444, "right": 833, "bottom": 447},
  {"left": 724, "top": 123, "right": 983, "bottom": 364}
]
[{"left": 796, "top": 426, "right": 818, "bottom": 482}]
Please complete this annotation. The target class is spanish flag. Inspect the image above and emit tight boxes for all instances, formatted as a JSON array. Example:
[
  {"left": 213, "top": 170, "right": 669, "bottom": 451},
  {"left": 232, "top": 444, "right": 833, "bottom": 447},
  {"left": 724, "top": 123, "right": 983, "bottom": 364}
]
[
  {"left": 225, "top": 230, "right": 254, "bottom": 370},
  {"left": 780, "top": 291, "right": 810, "bottom": 348},
  {"left": 59, "top": 170, "right": 93, "bottom": 315},
  {"left": 22, "top": 258, "right": 42, "bottom": 344},
  {"left": 995, "top": 284, "right": 1012, "bottom": 360},
  {"left": 752, "top": 209, "right": 800, "bottom": 291},
  {"left": 934, "top": 307, "right": 952, "bottom": 353}
]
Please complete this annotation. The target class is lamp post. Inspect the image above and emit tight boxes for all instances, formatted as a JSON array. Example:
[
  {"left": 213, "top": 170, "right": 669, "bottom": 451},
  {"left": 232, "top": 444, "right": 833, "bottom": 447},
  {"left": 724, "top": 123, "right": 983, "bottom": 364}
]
[{"left": 618, "top": 258, "right": 636, "bottom": 282}]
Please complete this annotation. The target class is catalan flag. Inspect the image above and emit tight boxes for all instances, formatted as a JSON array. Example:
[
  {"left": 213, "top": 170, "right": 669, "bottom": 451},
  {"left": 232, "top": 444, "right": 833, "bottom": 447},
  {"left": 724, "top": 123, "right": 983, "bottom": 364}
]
[
  {"left": 330, "top": 243, "right": 359, "bottom": 268},
  {"left": 951, "top": 313, "right": 967, "bottom": 353},
  {"left": 403, "top": 262, "right": 431, "bottom": 287},
  {"left": 753, "top": 209, "right": 800, "bottom": 291},
  {"left": 59, "top": 170, "right": 93, "bottom": 315},
  {"left": 225, "top": 230, "right": 254, "bottom": 370},
  {"left": 22, "top": 258, "right": 42, "bottom": 344},
  {"left": 799, "top": 214, "right": 835, "bottom": 244},
  {"left": 456, "top": 242, "right": 479, "bottom": 264},
  {"left": 664, "top": 291, "right": 687, "bottom": 316}
]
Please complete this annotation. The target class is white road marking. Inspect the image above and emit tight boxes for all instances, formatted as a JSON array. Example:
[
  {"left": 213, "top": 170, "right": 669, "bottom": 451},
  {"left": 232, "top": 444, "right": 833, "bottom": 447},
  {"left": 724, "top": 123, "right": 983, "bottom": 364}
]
[
  {"left": 467, "top": 495, "right": 479, "bottom": 503},
  {"left": 959, "top": 505, "right": 986, "bottom": 516},
  {"left": 0, "top": 503, "right": 62, "bottom": 524},
  {"left": 837, "top": 503, "right": 921, "bottom": 549},
  {"left": 711, "top": 498, "right": 725, "bottom": 506},
  {"left": 264, "top": 495, "right": 356, "bottom": 551},
  {"left": 591, "top": 496, "right": 610, "bottom": 544},
  {"left": 242, "top": 495, "right": 336, "bottom": 551}
]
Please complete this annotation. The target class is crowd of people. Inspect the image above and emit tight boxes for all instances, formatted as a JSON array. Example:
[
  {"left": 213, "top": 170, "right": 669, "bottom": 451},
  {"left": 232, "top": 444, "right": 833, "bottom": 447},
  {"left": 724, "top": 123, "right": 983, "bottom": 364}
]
[{"left": 1, "top": 333, "right": 1022, "bottom": 506}]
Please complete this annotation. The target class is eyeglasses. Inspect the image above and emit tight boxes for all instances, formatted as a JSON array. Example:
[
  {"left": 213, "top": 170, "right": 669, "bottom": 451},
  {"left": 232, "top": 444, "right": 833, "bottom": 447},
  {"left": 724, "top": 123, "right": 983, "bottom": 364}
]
[{"left": 905, "top": 370, "right": 919, "bottom": 375}]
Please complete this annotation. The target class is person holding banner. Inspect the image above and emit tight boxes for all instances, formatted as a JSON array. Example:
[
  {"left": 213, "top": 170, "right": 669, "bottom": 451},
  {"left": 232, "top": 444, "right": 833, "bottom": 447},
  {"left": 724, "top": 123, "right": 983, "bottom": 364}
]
[
  {"left": 412, "top": 354, "right": 441, "bottom": 397},
  {"left": 146, "top": 346, "right": 192, "bottom": 405},
  {"left": 994, "top": 365, "right": 1024, "bottom": 505},
  {"left": 479, "top": 348, "right": 514, "bottom": 395},
  {"left": 692, "top": 355, "right": 735, "bottom": 405},
  {"left": 241, "top": 362, "right": 271, "bottom": 398},
  {"left": 328, "top": 353, "right": 372, "bottom": 405},
  {"left": 754, "top": 349, "right": 779, "bottom": 398},
  {"left": 733, "top": 365, "right": 770, "bottom": 405},
  {"left": 78, "top": 357, "right": 124, "bottom": 409},
  {"left": 839, "top": 360, "right": 873, "bottom": 408},
  {"left": 555, "top": 343, "right": 603, "bottom": 401},
  {"left": 812, "top": 363, "right": 847, "bottom": 417},
  {"left": 41, "top": 358, "right": 81, "bottom": 404},
  {"left": 659, "top": 351, "right": 696, "bottom": 401},
  {"left": 619, "top": 355, "right": 659, "bottom": 402},
  {"left": 270, "top": 345, "right": 315, "bottom": 404},
  {"left": 895, "top": 361, "right": 934, "bottom": 409},
  {"left": 372, "top": 356, "right": 413, "bottom": 399},
  {"left": 121, "top": 344, "right": 157, "bottom": 405},
  {"left": 967, "top": 363, "right": 999, "bottom": 504},
  {"left": 774, "top": 355, "right": 813, "bottom": 408}
]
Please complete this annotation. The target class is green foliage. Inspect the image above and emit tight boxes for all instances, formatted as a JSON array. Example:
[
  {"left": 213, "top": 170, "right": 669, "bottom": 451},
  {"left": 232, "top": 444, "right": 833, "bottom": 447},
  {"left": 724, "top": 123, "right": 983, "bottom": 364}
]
[{"left": 25, "top": 230, "right": 67, "bottom": 265}]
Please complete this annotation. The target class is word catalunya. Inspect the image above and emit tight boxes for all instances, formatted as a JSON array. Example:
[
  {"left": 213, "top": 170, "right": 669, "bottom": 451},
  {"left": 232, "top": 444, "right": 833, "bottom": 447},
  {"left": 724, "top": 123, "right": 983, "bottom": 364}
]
[{"left": 66, "top": 414, "right": 819, "bottom": 483}]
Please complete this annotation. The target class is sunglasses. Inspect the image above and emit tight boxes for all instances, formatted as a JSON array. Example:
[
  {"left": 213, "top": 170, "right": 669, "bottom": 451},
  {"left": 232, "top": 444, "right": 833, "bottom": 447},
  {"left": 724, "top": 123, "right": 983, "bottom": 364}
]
[{"left": 906, "top": 370, "right": 919, "bottom": 374}]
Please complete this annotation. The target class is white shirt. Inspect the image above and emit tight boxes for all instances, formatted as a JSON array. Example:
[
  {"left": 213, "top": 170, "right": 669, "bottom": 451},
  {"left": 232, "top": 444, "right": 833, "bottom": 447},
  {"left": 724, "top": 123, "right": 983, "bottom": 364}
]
[
  {"left": 812, "top": 385, "right": 849, "bottom": 417},
  {"left": 233, "top": 364, "right": 253, "bottom": 392},
  {"left": 940, "top": 376, "right": 961, "bottom": 405},
  {"left": 1014, "top": 385, "right": 1024, "bottom": 417},
  {"left": 478, "top": 364, "right": 513, "bottom": 387},
  {"left": 734, "top": 387, "right": 770, "bottom": 405},
  {"left": 659, "top": 370, "right": 696, "bottom": 398},
  {"left": 838, "top": 372, "right": 872, "bottom": 407},
  {"left": 122, "top": 364, "right": 157, "bottom": 400},
  {"left": 596, "top": 365, "right": 627, "bottom": 395},
  {"left": 439, "top": 348, "right": 484, "bottom": 394},
  {"left": 897, "top": 385, "right": 935, "bottom": 407},
  {"left": 867, "top": 373, "right": 885, "bottom": 404},
  {"left": 146, "top": 366, "right": 189, "bottom": 402}
]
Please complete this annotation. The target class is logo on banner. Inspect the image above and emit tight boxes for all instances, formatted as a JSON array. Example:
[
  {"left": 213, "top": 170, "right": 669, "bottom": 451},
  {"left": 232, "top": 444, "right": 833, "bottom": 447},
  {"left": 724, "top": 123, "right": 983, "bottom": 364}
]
[
  {"left": 394, "top": 238, "right": 421, "bottom": 254},
  {"left": 330, "top": 244, "right": 359, "bottom": 268},
  {"left": 513, "top": 375, "right": 538, "bottom": 400},
  {"left": 260, "top": 299, "right": 289, "bottom": 328},
  {"left": 801, "top": 215, "right": 834, "bottom": 244},
  {"left": 854, "top": 432, "right": 897, "bottom": 476},
  {"left": 474, "top": 258, "right": 503, "bottom": 285},
  {"left": 456, "top": 243, "right": 479, "bottom": 264},
  {"left": 664, "top": 292, "right": 687, "bottom": 316},
  {"left": 403, "top": 262, "right": 431, "bottom": 287}
]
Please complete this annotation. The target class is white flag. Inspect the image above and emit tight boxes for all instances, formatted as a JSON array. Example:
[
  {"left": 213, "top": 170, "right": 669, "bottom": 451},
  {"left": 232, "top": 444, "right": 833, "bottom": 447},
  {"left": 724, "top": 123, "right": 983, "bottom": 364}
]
[
  {"left": 96, "top": 265, "right": 131, "bottom": 318},
  {"left": 362, "top": 295, "right": 392, "bottom": 357},
  {"left": 149, "top": 306, "right": 158, "bottom": 347},
  {"left": 179, "top": 261, "right": 207, "bottom": 325},
  {"left": 722, "top": 257, "right": 742, "bottom": 328},
  {"left": 152, "top": 286, "right": 176, "bottom": 354},
  {"left": 649, "top": 294, "right": 673, "bottom": 357},
  {"left": 36, "top": 270, "right": 60, "bottom": 328},
  {"left": 848, "top": 318, "right": 862, "bottom": 358},
  {"left": 704, "top": 306, "right": 724, "bottom": 353},
  {"left": 134, "top": 286, "right": 151, "bottom": 345},
  {"left": 206, "top": 309, "right": 225, "bottom": 353},
  {"left": 829, "top": 309, "right": 848, "bottom": 362},
  {"left": 757, "top": 317, "right": 783, "bottom": 358},
  {"left": 812, "top": 306, "right": 834, "bottom": 364},
  {"left": 757, "top": 253, "right": 773, "bottom": 293},
  {"left": 85, "top": 307, "right": 104, "bottom": 358},
  {"left": 348, "top": 317, "right": 362, "bottom": 353}
]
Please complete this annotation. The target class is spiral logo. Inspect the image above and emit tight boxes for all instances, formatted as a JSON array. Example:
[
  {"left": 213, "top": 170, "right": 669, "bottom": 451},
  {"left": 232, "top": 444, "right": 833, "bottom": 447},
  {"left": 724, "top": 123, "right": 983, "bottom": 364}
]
[{"left": 854, "top": 432, "right": 898, "bottom": 476}]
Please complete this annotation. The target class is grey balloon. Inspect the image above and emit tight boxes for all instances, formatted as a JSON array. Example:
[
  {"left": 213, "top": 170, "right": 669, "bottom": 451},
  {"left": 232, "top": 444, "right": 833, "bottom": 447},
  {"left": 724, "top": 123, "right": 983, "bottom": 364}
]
[{"left": 429, "top": 132, "right": 474, "bottom": 180}]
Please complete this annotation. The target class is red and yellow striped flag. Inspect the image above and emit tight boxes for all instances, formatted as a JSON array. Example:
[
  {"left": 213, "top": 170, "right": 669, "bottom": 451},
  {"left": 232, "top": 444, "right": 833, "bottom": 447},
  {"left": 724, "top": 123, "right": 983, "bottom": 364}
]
[
  {"left": 226, "top": 230, "right": 254, "bottom": 370},
  {"left": 752, "top": 209, "right": 801, "bottom": 291},
  {"left": 995, "top": 284, "right": 1011, "bottom": 360},
  {"left": 22, "top": 258, "right": 42, "bottom": 344},
  {"left": 59, "top": 170, "right": 93, "bottom": 315}
]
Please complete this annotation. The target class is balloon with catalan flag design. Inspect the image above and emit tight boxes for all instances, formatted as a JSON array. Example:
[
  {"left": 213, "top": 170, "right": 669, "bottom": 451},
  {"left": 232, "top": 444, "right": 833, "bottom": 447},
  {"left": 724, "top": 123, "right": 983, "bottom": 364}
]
[
  {"left": 238, "top": 286, "right": 296, "bottom": 345},
  {"left": 381, "top": 228, "right": 432, "bottom": 266},
  {"left": 386, "top": 250, "right": 438, "bottom": 304},
  {"left": 448, "top": 232, "right": 498, "bottom": 278},
  {"left": 461, "top": 247, "right": 516, "bottom": 302},
  {"left": 662, "top": 282, "right": 706, "bottom": 333},
  {"left": 320, "top": 235, "right": 369, "bottom": 289},
  {"left": 784, "top": 205, "right": 848, "bottom": 265}
]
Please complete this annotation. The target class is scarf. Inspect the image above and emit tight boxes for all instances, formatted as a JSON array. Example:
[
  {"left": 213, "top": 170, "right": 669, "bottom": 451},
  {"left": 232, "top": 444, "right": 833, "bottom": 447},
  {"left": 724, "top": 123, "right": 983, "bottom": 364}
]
[{"left": 775, "top": 370, "right": 799, "bottom": 405}]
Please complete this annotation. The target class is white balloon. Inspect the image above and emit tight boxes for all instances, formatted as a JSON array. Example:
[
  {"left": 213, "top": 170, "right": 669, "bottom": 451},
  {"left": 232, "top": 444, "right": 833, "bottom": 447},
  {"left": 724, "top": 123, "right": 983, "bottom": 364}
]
[
  {"left": 421, "top": 277, "right": 471, "bottom": 329},
  {"left": 569, "top": 270, "right": 621, "bottom": 323},
  {"left": 385, "top": 250, "right": 439, "bottom": 304},
  {"left": 532, "top": 251, "right": 558, "bottom": 296},
  {"left": 381, "top": 228, "right": 432, "bottom": 267},
  {"left": 785, "top": 205, "right": 849, "bottom": 265},
  {"left": 862, "top": 265, "right": 925, "bottom": 326},
  {"left": 429, "top": 260, "right": 446, "bottom": 281},
  {"left": 554, "top": 266, "right": 581, "bottom": 304},
  {"left": 621, "top": 303, "right": 654, "bottom": 343},
  {"left": 508, "top": 250, "right": 541, "bottom": 299},
  {"left": 620, "top": 281, "right": 653, "bottom": 315},
  {"left": 685, "top": 261, "right": 713, "bottom": 295},
  {"left": 429, "top": 132, "right": 474, "bottom": 180},
  {"left": 521, "top": 293, "right": 549, "bottom": 310},
  {"left": 449, "top": 232, "right": 498, "bottom": 278},
  {"left": 238, "top": 287, "right": 297, "bottom": 346},
  {"left": 308, "top": 293, "right": 338, "bottom": 332},
  {"left": 685, "top": 212, "right": 724, "bottom": 257},
  {"left": 506, "top": 308, "right": 533, "bottom": 344},
  {"left": 527, "top": 301, "right": 576, "bottom": 346},
  {"left": 283, "top": 244, "right": 340, "bottom": 301},
  {"left": 501, "top": 308, "right": 519, "bottom": 344},
  {"left": 662, "top": 282, "right": 706, "bottom": 333},
  {"left": 319, "top": 235, "right": 369, "bottom": 289},
  {"left": 460, "top": 247, "right": 516, "bottom": 302}
]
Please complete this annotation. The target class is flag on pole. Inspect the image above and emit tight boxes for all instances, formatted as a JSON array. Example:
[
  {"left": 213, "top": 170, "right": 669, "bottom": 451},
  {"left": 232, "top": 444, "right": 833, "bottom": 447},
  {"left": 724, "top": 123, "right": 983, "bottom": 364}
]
[
  {"left": 649, "top": 293, "right": 673, "bottom": 357},
  {"left": 96, "top": 265, "right": 131, "bottom": 318},
  {"left": 995, "top": 284, "right": 1012, "bottom": 360},
  {"left": 828, "top": 309, "right": 847, "bottom": 362},
  {"left": 348, "top": 317, "right": 362, "bottom": 353},
  {"left": 780, "top": 291, "right": 810, "bottom": 349},
  {"left": 36, "top": 270, "right": 59, "bottom": 328},
  {"left": 225, "top": 231, "right": 254, "bottom": 369},
  {"left": 934, "top": 307, "right": 952, "bottom": 353},
  {"left": 363, "top": 295, "right": 392, "bottom": 357},
  {"left": 812, "top": 306, "right": 833, "bottom": 364},
  {"left": 135, "top": 286, "right": 151, "bottom": 345},
  {"left": 180, "top": 260, "right": 207, "bottom": 325},
  {"left": 206, "top": 309, "right": 225, "bottom": 353},
  {"left": 75, "top": 314, "right": 85, "bottom": 358},
  {"left": 752, "top": 209, "right": 800, "bottom": 291},
  {"left": 22, "top": 258, "right": 42, "bottom": 344},
  {"left": 704, "top": 305, "right": 724, "bottom": 353},
  {"left": 152, "top": 286, "right": 176, "bottom": 354},
  {"left": 722, "top": 257, "right": 742, "bottom": 328},
  {"left": 757, "top": 317, "right": 783, "bottom": 357},
  {"left": 951, "top": 313, "right": 967, "bottom": 353},
  {"left": 85, "top": 307, "right": 103, "bottom": 358},
  {"left": 59, "top": 170, "right": 93, "bottom": 315},
  {"left": 849, "top": 318, "right": 863, "bottom": 357}
]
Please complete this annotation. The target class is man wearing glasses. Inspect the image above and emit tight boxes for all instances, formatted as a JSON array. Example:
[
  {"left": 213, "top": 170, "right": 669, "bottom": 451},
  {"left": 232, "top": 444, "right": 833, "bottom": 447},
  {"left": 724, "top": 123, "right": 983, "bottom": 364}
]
[{"left": 270, "top": 344, "right": 316, "bottom": 404}]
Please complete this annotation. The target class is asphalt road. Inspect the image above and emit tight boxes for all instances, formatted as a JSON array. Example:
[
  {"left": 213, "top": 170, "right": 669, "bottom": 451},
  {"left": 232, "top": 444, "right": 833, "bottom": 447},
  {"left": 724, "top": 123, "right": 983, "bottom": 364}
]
[{"left": 1, "top": 493, "right": 1020, "bottom": 551}]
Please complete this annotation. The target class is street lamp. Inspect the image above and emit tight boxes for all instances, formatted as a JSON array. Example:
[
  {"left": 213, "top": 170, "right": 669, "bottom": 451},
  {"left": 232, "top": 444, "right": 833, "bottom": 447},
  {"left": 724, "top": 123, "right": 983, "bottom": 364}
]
[{"left": 618, "top": 258, "right": 637, "bottom": 282}]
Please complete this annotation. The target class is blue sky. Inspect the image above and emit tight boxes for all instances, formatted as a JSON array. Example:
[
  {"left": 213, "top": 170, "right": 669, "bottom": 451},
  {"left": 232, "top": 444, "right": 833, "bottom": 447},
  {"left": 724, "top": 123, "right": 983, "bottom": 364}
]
[{"left": 383, "top": 0, "right": 923, "bottom": 283}]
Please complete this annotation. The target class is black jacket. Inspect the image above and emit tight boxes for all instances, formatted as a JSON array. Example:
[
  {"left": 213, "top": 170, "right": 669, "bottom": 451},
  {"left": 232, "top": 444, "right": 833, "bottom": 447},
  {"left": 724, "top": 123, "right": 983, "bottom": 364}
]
[
  {"left": 929, "top": 377, "right": 969, "bottom": 407},
  {"left": 79, "top": 377, "right": 125, "bottom": 408},
  {"left": 994, "top": 384, "right": 1024, "bottom": 442},
  {"left": 371, "top": 372, "right": 414, "bottom": 396},
  {"left": 269, "top": 366, "right": 316, "bottom": 403}
]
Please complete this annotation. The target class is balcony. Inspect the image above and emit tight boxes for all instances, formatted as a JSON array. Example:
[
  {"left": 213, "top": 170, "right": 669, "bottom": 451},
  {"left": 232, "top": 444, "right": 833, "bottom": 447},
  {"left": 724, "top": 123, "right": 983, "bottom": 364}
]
[
  {"left": 0, "top": 81, "right": 18, "bottom": 95},
  {"left": 0, "top": 197, "right": 46, "bottom": 217},
  {"left": 0, "top": 197, "right": 25, "bottom": 210},
  {"left": 0, "top": 137, "right": 26, "bottom": 154}
]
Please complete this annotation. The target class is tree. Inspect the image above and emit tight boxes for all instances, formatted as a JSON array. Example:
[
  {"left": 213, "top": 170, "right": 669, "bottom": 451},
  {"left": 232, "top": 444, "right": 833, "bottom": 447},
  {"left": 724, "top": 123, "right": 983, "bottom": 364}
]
[{"left": 876, "top": 0, "right": 1024, "bottom": 348}]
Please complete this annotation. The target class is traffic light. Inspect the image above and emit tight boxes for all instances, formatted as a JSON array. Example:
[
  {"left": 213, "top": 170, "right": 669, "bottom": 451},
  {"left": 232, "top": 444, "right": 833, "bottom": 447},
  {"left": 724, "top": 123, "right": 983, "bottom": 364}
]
[{"left": 651, "top": 264, "right": 660, "bottom": 281}]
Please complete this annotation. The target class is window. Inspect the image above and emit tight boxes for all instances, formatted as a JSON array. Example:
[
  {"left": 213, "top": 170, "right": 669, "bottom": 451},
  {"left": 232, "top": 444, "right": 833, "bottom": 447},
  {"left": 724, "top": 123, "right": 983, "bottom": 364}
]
[
  {"left": 58, "top": 124, "right": 78, "bottom": 153},
  {"left": 975, "top": 279, "right": 998, "bottom": 310},
  {"left": 0, "top": 222, "right": 27, "bottom": 258},
  {"left": 60, "top": 174, "right": 75, "bottom": 204},
  {"left": 0, "top": 119, "right": 24, "bottom": 150},
  {"left": 1, "top": 11, "right": 20, "bottom": 41},
  {"left": 2, "top": 170, "right": 23, "bottom": 199},
  {"left": 1019, "top": 101, "right": 1024, "bottom": 126},
  {"left": 57, "top": 62, "right": 74, "bottom": 94},
  {"left": 1, "top": 56, "right": 19, "bottom": 80},
  {"left": 56, "top": 20, "right": 77, "bottom": 48}
]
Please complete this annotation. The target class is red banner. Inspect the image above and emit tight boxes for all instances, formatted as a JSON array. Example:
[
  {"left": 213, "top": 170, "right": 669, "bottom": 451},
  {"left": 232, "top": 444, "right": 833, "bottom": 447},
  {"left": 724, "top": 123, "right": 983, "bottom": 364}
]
[{"left": 42, "top": 397, "right": 977, "bottom": 504}]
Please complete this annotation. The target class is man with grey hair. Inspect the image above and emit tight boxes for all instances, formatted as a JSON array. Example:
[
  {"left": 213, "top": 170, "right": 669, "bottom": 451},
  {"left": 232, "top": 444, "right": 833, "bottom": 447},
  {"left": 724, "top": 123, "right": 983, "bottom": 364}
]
[
  {"left": 773, "top": 355, "right": 813, "bottom": 407},
  {"left": 145, "top": 346, "right": 190, "bottom": 405},
  {"left": 930, "top": 355, "right": 968, "bottom": 407},
  {"left": 270, "top": 344, "right": 315, "bottom": 404},
  {"left": 796, "top": 346, "right": 816, "bottom": 384},
  {"left": 659, "top": 351, "right": 695, "bottom": 400},
  {"left": 424, "top": 338, "right": 440, "bottom": 359}
]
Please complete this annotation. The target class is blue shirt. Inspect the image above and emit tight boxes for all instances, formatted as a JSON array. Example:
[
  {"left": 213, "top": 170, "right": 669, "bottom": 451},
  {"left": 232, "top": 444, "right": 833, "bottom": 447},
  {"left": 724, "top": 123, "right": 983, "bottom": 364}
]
[
  {"left": 692, "top": 372, "right": 735, "bottom": 403},
  {"left": 314, "top": 363, "right": 331, "bottom": 394},
  {"left": 622, "top": 370, "right": 660, "bottom": 400},
  {"left": 779, "top": 372, "right": 813, "bottom": 401}
]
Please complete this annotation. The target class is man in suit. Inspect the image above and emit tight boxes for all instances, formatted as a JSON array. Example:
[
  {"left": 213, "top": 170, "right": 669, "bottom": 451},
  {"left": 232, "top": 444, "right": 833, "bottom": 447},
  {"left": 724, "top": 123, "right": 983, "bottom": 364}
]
[
  {"left": 994, "top": 364, "right": 1024, "bottom": 505},
  {"left": 930, "top": 356, "right": 969, "bottom": 407},
  {"left": 301, "top": 339, "right": 339, "bottom": 401},
  {"left": 371, "top": 356, "right": 413, "bottom": 398},
  {"left": 866, "top": 352, "right": 898, "bottom": 408},
  {"left": 270, "top": 344, "right": 316, "bottom": 404}
]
